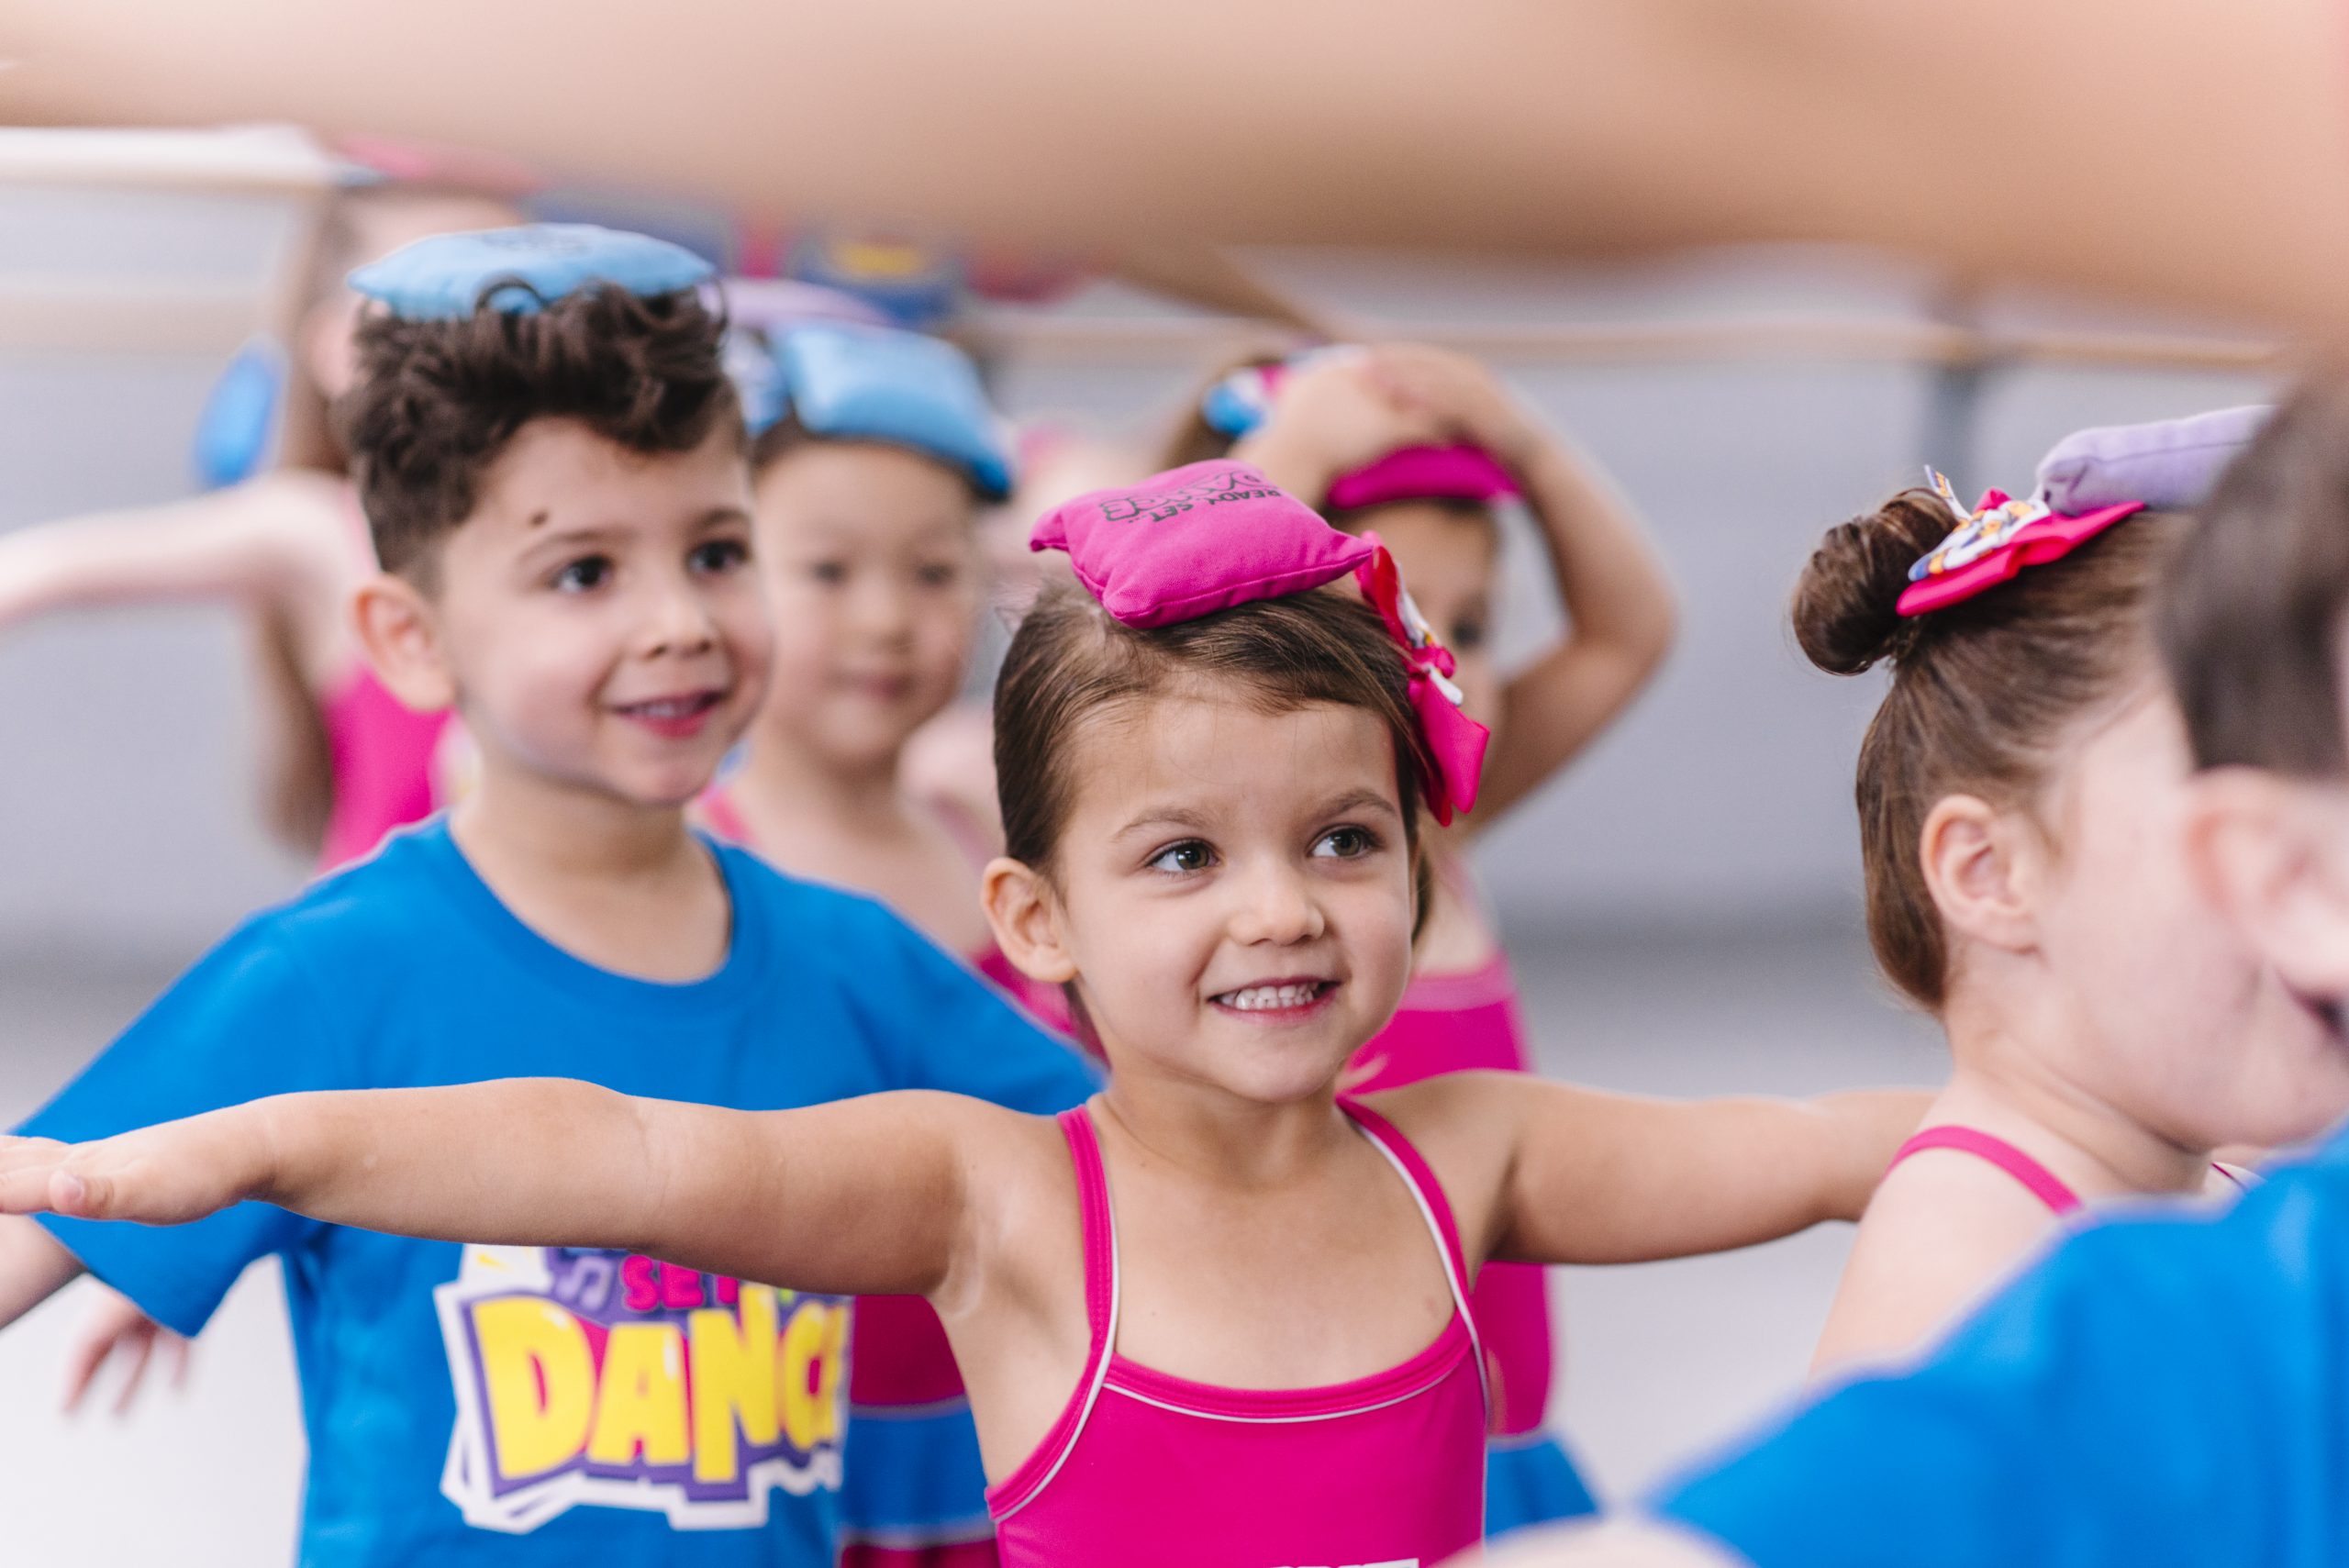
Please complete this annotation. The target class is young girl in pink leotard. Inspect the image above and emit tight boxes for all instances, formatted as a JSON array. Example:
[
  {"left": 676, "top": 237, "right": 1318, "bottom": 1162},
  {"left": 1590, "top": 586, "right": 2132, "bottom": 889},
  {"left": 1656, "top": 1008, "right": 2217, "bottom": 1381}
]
[
  {"left": 0, "top": 182, "right": 517, "bottom": 873},
  {"left": 0, "top": 462, "right": 1923, "bottom": 1568},
  {"left": 1167, "top": 343, "right": 1676, "bottom": 1533},
  {"left": 698, "top": 320, "right": 1072, "bottom": 1568},
  {"left": 1797, "top": 443, "right": 2344, "bottom": 1375},
  {"left": 0, "top": 180, "right": 519, "bottom": 1407}
]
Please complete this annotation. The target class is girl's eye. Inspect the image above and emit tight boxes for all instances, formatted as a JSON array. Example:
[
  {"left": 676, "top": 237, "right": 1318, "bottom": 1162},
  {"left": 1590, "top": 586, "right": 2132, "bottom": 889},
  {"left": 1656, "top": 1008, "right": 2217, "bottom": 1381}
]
[
  {"left": 1312, "top": 826, "right": 1379, "bottom": 860},
  {"left": 1449, "top": 617, "right": 1487, "bottom": 652},
  {"left": 808, "top": 560, "right": 849, "bottom": 585},
  {"left": 690, "top": 539, "right": 750, "bottom": 575},
  {"left": 915, "top": 562, "right": 962, "bottom": 589},
  {"left": 551, "top": 556, "right": 613, "bottom": 593},
  {"left": 1146, "top": 840, "right": 1217, "bottom": 875}
]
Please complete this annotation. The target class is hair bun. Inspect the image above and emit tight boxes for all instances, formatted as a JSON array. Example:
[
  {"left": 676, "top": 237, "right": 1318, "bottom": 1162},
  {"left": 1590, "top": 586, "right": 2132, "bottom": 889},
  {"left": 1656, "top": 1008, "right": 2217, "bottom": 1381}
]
[{"left": 1791, "top": 492, "right": 1952, "bottom": 674}]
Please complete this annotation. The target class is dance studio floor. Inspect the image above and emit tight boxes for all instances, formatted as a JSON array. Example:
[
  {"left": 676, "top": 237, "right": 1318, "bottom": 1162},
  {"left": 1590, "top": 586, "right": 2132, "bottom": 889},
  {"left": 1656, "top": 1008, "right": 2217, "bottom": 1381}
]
[{"left": 0, "top": 920, "right": 1943, "bottom": 1562}]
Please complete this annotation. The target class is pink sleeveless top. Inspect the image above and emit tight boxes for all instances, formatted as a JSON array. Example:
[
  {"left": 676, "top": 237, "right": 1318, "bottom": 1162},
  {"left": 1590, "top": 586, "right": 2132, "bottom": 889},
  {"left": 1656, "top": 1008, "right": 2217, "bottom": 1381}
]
[
  {"left": 317, "top": 664, "right": 451, "bottom": 870},
  {"left": 987, "top": 1101, "right": 1489, "bottom": 1568},
  {"left": 1887, "top": 1125, "right": 2250, "bottom": 1216},
  {"left": 1346, "top": 947, "right": 1553, "bottom": 1439}
]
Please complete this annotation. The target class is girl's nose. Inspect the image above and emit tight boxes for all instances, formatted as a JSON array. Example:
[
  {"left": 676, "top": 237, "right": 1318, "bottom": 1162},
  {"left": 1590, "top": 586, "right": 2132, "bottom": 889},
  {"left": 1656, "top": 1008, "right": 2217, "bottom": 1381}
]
[{"left": 1228, "top": 860, "right": 1328, "bottom": 947}]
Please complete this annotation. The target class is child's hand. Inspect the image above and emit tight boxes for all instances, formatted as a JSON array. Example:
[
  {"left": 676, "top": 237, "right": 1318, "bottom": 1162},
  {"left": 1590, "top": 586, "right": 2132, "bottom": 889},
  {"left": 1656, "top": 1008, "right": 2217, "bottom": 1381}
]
[
  {"left": 1234, "top": 350, "right": 1450, "bottom": 499},
  {"left": 0, "top": 1117, "right": 263, "bottom": 1227},
  {"left": 1361, "top": 343, "right": 1547, "bottom": 473},
  {"left": 61, "top": 1289, "right": 190, "bottom": 1416}
]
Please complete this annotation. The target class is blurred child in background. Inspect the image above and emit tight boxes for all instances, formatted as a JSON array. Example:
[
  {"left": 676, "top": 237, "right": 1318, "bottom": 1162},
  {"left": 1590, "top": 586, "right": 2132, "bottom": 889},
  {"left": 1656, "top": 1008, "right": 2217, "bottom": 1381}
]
[{"left": 700, "top": 320, "right": 1070, "bottom": 1566}]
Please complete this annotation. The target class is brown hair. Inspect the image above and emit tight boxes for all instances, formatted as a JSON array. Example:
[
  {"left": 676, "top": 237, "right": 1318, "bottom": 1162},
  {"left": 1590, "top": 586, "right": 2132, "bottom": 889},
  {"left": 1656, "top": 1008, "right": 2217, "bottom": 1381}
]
[
  {"left": 1795, "top": 491, "right": 2186, "bottom": 1008},
  {"left": 2158, "top": 383, "right": 2349, "bottom": 777},
  {"left": 996, "top": 581, "right": 1437, "bottom": 938},
  {"left": 339, "top": 283, "right": 739, "bottom": 584},
  {"left": 274, "top": 186, "right": 524, "bottom": 475}
]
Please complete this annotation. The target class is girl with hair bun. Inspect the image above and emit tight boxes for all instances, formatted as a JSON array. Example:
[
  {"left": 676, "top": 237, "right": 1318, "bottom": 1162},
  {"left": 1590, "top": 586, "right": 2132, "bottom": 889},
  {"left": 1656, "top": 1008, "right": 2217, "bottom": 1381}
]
[{"left": 1801, "top": 457, "right": 2349, "bottom": 1373}]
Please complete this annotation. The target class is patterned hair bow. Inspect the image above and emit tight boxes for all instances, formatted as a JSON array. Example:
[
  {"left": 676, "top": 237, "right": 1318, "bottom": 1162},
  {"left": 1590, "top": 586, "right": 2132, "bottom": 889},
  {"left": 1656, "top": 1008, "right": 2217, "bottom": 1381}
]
[{"left": 1897, "top": 467, "right": 2147, "bottom": 617}]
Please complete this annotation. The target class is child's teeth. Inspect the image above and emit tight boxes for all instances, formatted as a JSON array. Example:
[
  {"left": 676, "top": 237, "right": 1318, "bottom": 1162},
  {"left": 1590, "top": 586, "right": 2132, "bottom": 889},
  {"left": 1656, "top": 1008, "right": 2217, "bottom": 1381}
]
[{"left": 1225, "top": 984, "right": 1320, "bottom": 1010}]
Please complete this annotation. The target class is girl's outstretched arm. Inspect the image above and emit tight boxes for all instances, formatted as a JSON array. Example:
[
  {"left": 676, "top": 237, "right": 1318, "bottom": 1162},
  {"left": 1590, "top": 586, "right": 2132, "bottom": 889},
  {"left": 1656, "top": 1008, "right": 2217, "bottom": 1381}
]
[
  {"left": 0, "top": 473, "right": 349, "bottom": 669},
  {"left": 1372, "top": 346, "right": 1677, "bottom": 827},
  {"left": 1388, "top": 1072, "right": 1926, "bottom": 1267},
  {"left": 0, "top": 1081, "right": 997, "bottom": 1297}
]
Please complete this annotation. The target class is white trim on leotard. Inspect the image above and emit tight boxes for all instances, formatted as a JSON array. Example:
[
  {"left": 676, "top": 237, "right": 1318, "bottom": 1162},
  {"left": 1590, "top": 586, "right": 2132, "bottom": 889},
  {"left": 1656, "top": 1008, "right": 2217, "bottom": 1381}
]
[{"left": 988, "top": 1149, "right": 1122, "bottom": 1525}]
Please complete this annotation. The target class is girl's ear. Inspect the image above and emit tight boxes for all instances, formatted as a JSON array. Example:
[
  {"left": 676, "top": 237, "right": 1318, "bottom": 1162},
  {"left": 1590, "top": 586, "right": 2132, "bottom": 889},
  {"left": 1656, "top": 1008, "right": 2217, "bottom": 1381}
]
[
  {"left": 982, "top": 857, "right": 1080, "bottom": 985},
  {"left": 352, "top": 573, "right": 458, "bottom": 714},
  {"left": 2185, "top": 767, "right": 2349, "bottom": 1004},
  {"left": 1919, "top": 793, "right": 2041, "bottom": 954}
]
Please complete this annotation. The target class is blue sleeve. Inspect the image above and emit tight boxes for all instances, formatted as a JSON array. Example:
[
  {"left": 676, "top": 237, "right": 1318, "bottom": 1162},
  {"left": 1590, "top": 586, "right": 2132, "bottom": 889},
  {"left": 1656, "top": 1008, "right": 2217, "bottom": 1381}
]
[
  {"left": 837, "top": 897, "right": 1099, "bottom": 1113},
  {"left": 1652, "top": 1162, "right": 2349, "bottom": 1568},
  {"left": 14, "top": 919, "right": 352, "bottom": 1337}
]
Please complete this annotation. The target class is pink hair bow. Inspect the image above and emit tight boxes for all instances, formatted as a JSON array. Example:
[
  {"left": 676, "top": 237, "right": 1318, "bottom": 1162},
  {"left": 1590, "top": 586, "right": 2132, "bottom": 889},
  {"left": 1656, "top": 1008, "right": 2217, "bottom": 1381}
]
[
  {"left": 1354, "top": 532, "right": 1488, "bottom": 826},
  {"left": 1897, "top": 468, "right": 2146, "bottom": 617},
  {"left": 1030, "top": 462, "right": 1490, "bottom": 824}
]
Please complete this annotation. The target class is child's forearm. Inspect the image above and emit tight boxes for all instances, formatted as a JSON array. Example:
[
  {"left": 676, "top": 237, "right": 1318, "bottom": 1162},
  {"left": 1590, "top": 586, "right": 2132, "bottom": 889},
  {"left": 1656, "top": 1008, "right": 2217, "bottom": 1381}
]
[
  {"left": 1515, "top": 441, "right": 1677, "bottom": 670},
  {"left": 1, "top": 1083, "right": 983, "bottom": 1298},
  {"left": 1476, "top": 440, "right": 1676, "bottom": 821},
  {"left": 1811, "top": 1088, "right": 1935, "bottom": 1223},
  {"left": 0, "top": 484, "right": 330, "bottom": 632},
  {"left": 0, "top": 1216, "right": 86, "bottom": 1331},
  {"left": 249, "top": 1080, "right": 675, "bottom": 1252}
]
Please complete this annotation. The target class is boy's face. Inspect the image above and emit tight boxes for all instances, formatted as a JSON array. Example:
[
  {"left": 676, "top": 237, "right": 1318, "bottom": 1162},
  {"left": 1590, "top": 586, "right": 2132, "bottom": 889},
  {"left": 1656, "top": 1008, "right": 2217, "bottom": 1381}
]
[{"left": 390, "top": 417, "right": 770, "bottom": 810}]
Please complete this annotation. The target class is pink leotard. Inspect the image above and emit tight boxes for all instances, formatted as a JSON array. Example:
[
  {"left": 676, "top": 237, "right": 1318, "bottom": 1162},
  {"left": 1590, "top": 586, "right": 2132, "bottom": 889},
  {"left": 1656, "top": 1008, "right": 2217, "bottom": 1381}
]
[
  {"left": 1887, "top": 1125, "right": 2251, "bottom": 1216},
  {"left": 986, "top": 1099, "right": 1489, "bottom": 1568},
  {"left": 317, "top": 663, "right": 451, "bottom": 871}
]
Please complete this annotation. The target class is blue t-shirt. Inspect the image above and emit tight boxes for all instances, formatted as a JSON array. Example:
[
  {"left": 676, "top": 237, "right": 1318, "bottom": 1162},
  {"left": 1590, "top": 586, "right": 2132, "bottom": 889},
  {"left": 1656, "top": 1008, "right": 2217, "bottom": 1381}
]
[
  {"left": 1654, "top": 1128, "right": 2349, "bottom": 1567},
  {"left": 18, "top": 817, "right": 1097, "bottom": 1567}
]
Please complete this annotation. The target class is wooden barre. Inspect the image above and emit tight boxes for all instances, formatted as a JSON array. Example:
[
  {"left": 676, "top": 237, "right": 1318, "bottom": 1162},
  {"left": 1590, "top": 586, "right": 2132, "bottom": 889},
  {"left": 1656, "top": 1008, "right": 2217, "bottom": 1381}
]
[
  {"left": 0, "top": 283, "right": 2283, "bottom": 375},
  {"left": 963, "top": 310, "right": 2283, "bottom": 373},
  {"left": 0, "top": 126, "right": 340, "bottom": 196}
]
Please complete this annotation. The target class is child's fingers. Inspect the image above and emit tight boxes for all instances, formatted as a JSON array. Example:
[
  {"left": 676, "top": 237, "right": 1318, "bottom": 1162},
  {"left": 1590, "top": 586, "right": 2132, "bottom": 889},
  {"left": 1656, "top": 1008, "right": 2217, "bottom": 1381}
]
[
  {"left": 0, "top": 1142, "right": 129, "bottom": 1220},
  {"left": 0, "top": 1139, "right": 71, "bottom": 1215},
  {"left": 58, "top": 1321, "right": 116, "bottom": 1416},
  {"left": 110, "top": 1327, "right": 159, "bottom": 1417}
]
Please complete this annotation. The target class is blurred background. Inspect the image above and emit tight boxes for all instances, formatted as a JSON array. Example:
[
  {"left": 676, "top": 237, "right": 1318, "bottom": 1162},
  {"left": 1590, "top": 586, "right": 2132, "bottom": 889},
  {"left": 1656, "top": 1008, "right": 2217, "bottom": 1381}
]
[{"left": 0, "top": 130, "right": 2278, "bottom": 1561}]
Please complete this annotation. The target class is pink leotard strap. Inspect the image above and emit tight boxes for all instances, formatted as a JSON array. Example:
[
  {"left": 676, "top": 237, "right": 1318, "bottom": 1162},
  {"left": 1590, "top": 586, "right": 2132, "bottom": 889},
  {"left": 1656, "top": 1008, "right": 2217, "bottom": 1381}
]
[
  {"left": 985, "top": 1107, "right": 1120, "bottom": 1520},
  {"left": 1338, "top": 1095, "right": 1482, "bottom": 1315},
  {"left": 1888, "top": 1126, "right": 2084, "bottom": 1216}
]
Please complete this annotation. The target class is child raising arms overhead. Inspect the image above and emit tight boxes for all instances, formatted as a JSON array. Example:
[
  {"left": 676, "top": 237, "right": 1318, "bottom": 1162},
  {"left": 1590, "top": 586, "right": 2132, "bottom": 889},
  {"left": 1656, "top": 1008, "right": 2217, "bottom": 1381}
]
[
  {"left": 0, "top": 463, "right": 1914, "bottom": 1568},
  {"left": 1168, "top": 344, "right": 1676, "bottom": 1531},
  {"left": 1800, "top": 451, "right": 2349, "bottom": 1374},
  {"left": 0, "top": 179, "right": 519, "bottom": 866}
]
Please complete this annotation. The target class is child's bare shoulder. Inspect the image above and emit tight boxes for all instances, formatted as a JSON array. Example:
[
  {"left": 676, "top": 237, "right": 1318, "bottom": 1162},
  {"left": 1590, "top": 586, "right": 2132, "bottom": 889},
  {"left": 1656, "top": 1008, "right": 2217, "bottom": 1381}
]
[{"left": 1815, "top": 1152, "right": 2065, "bottom": 1372}]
